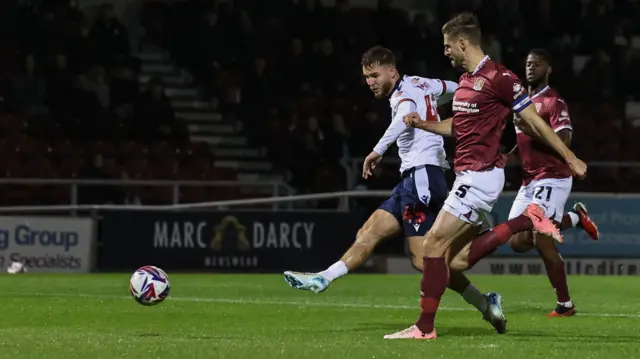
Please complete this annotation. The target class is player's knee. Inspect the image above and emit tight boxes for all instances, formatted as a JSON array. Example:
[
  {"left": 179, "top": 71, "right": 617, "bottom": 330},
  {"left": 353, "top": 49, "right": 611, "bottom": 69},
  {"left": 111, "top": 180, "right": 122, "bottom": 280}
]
[
  {"left": 355, "top": 227, "right": 375, "bottom": 246},
  {"left": 509, "top": 235, "right": 533, "bottom": 253},
  {"left": 424, "top": 230, "right": 442, "bottom": 246},
  {"left": 449, "top": 256, "right": 469, "bottom": 271},
  {"left": 423, "top": 230, "right": 447, "bottom": 256},
  {"left": 410, "top": 255, "right": 424, "bottom": 272},
  {"left": 509, "top": 231, "right": 535, "bottom": 253}
]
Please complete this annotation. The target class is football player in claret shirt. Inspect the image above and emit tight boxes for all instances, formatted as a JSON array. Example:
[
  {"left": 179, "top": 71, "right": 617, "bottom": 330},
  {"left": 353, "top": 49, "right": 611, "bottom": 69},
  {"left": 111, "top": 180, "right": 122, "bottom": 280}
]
[
  {"left": 504, "top": 48, "right": 599, "bottom": 317},
  {"left": 386, "top": 12, "right": 587, "bottom": 339}
]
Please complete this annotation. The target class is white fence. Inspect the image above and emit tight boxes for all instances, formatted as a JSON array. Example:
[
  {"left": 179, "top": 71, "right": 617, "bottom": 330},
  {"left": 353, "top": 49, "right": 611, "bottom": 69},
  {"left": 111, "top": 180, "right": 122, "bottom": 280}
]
[
  {"left": 0, "top": 178, "right": 292, "bottom": 206},
  {"left": 0, "top": 187, "right": 638, "bottom": 215},
  {"left": 0, "top": 190, "right": 393, "bottom": 213}
]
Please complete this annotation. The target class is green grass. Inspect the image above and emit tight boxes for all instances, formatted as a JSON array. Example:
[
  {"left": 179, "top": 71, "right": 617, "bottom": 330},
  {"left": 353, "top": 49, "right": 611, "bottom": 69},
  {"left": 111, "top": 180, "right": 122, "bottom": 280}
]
[{"left": 0, "top": 274, "right": 637, "bottom": 359}]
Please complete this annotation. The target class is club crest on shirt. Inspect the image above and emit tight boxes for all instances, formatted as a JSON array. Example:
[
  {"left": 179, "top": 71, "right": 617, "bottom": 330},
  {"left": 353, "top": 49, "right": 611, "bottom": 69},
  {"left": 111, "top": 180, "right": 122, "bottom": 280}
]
[
  {"left": 513, "top": 83, "right": 522, "bottom": 93},
  {"left": 411, "top": 77, "right": 420, "bottom": 84},
  {"left": 535, "top": 103, "right": 542, "bottom": 113},
  {"left": 473, "top": 78, "right": 485, "bottom": 91}
]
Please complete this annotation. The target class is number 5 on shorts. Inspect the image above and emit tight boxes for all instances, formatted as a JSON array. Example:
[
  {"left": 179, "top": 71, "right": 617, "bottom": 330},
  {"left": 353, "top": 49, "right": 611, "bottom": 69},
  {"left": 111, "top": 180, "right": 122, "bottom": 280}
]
[
  {"left": 534, "top": 186, "right": 553, "bottom": 202},
  {"left": 455, "top": 185, "right": 471, "bottom": 198}
]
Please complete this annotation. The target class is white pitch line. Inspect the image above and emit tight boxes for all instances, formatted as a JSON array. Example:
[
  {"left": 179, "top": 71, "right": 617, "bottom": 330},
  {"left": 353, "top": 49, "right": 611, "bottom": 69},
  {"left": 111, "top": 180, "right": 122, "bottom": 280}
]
[
  {"left": 10, "top": 292, "right": 640, "bottom": 319},
  {"left": 477, "top": 344, "right": 500, "bottom": 349}
]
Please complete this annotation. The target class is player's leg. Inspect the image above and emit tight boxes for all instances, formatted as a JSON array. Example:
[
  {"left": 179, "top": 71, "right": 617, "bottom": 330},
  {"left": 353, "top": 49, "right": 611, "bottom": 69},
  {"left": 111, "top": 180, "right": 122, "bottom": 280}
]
[
  {"left": 405, "top": 235, "right": 426, "bottom": 272},
  {"left": 401, "top": 164, "right": 451, "bottom": 271},
  {"left": 508, "top": 231, "right": 534, "bottom": 252},
  {"left": 403, "top": 165, "right": 505, "bottom": 325},
  {"left": 383, "top": 211, "right": 479, "bottom": 339},
  {"left": 384, "top": 167, "right": 505, "bottom": 339},
  {"left": 408, "top": 236, "right": 486, "bottom": 303},
  {"left": 321, "top": 209, "right": 401, "bottom": 278},
  {"left": 449, "top": 251, "right": 507, "bottom": 333},
  {"left": 505, "top": 185, "right": 535, "bottom": 252},
  {"left": 410, "top": 166, "right": 511, "bottom": 334},
  {"left": 466, "top": 184, "right": 533, "bottom": 265},
  {"left": 401, "top": 164, "right": 504, "bottom": 323},
  {"left": 463, "top": 182, "right": 563, "bottom": 269},
  {"left": 385, "top": 169, "right": 503, "bottom": 339},
  {"left": 407, "top": 235, "right": 506, "bottom": 333},
  {"left": 463, "top": 201, "right": 563, "bottom": 268},
  {"left": 534, "top": 233, "right": 575, "bottom": 317},
  {"left": 284, "top": 209, "right": 401, "bottom": 293},
  {"left": 385, "top": 168, "right": 551, "bottom": 339},
  {"left": 529, "top": 177, "right": 576, "bottom": 316},
  {"left": 559, "top": 202, "right": 600, "bottom": 240}
]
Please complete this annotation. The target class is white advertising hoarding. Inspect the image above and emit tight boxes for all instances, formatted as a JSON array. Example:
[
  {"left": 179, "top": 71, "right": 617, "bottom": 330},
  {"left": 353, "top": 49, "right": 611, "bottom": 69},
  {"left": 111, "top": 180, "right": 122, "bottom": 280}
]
[
  {"left": 387, "top": 257, "right": 640, "bottom": 276},
  {"left": 0, "top": 216, "right": 95, "bottom": 273}
]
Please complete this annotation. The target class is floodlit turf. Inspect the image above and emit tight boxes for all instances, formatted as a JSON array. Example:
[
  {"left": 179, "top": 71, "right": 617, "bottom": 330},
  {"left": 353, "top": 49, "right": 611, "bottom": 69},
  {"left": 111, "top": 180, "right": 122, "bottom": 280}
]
[{"left": 0, "top": 274, "right": 638, "bottom": 359}]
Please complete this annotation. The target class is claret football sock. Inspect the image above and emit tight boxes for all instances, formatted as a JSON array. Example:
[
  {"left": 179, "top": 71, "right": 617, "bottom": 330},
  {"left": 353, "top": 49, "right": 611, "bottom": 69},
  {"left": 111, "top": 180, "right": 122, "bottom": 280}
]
[
  {"left": 416, "top": 257, "right": 449, "bottom": 333},
  {"left": 544, "top": 259, "right": 571, "bottom": 303},
  {"left": 467, "top": 215, "right": 532, "bottom": 267}
]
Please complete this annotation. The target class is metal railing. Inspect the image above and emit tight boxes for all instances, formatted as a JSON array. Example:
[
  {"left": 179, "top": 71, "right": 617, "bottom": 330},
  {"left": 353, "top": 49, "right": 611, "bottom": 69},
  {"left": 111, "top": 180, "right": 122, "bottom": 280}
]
[
  {"left": 0, "top": 178, "right": 293, "bottom": 208},
  {"left": 1, "top": 188, "right": 639, "bottom": 215},
  {"left": 0, "top": 190, "right": 388, "bottom": 213}
]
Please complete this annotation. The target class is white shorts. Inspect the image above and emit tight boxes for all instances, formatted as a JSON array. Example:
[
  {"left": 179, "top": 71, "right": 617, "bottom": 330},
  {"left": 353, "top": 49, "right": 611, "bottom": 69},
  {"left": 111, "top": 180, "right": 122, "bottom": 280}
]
[
  {"left": 507, "top": 176, "right": 573, "bottom": 223},
  {"left": 443, "top": 167, "right": 505, "bottom": 227}
]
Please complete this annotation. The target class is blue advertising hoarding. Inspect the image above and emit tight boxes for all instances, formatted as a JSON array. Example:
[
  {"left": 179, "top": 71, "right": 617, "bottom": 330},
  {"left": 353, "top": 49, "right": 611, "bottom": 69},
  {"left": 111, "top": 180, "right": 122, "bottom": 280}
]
[
  {"left": 491, "top": 193, "right": 640, "bottom": 257},
  {"left": 98, "top": 210, "right": 361, "bottom": 272}
]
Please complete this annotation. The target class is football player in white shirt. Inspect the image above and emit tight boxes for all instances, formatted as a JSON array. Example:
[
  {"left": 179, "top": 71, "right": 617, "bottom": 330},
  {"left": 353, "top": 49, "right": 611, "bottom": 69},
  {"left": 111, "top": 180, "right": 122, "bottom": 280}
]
[{"left": 284, "top": 46, "right": 507, "bottom": 334}]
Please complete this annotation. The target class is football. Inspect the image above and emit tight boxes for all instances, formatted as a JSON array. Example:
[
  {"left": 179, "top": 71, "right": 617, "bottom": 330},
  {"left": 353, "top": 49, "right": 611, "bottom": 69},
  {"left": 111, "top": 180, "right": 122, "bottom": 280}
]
[{"left": 129, "top": 265, "right": 170, "bottom": 306}]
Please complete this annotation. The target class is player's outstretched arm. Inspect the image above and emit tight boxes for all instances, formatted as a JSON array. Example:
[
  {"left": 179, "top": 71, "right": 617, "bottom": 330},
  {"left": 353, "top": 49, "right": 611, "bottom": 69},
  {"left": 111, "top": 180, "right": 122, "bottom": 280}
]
[
  {"left": 517, "top": 105, "right": 587, "bottom": 178},
  {"left": 372, "top": 100, "right": 417, "bottom": 156},
  {"left": 437, "top": 80, "right": 458, "bottom": 105},
  {"left": 403, "top": 113, "right": 453, "bottom": 137}
]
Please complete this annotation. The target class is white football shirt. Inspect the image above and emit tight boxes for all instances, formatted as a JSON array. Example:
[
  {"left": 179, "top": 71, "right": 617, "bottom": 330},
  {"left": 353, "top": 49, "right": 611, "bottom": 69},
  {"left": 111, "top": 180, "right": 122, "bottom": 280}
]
[{"left": 373, "top": 75, "right": 457, "bottom": 173}]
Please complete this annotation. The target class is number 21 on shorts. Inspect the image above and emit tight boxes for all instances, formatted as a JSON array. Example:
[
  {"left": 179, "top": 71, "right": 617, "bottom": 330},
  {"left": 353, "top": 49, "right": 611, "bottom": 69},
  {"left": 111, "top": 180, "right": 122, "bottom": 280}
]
[{"left": 534, "top": 186, "right": 552, "bottom": 202}]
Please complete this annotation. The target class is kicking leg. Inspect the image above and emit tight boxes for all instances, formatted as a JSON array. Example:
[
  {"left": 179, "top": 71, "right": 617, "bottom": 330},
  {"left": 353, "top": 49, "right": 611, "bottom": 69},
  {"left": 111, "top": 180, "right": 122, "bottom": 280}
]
[{"left": 284, "top": 209, "right": 400, "bottom": 293}]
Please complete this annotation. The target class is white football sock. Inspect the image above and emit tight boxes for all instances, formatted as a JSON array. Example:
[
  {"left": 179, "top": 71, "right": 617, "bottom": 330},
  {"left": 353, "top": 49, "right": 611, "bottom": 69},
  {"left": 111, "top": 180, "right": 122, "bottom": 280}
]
[
  {"left": 558, "top": 300, "right": 573, "bottom": 308},
  {"left": 568, "top": 212, "right": 580, "bottom": 227},
  {"left": 318, "top": 261, "right": 349, "bottom": 282},
  {"left": 462, "top": 284, "right": 488, "bottom": 313}
]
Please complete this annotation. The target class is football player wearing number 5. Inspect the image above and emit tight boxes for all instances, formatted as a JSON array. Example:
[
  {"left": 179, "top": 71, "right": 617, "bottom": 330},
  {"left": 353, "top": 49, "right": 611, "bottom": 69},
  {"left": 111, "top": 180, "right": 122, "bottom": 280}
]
[{"left": 387, "top": 12, "right": 588, "bottom": 340}]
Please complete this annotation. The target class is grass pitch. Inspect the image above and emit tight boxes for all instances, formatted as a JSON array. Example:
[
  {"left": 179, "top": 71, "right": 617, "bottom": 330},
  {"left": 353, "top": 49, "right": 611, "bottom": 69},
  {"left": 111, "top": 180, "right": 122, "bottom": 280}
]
[{"left": 0, "top": 274, "right": 637, "bottom": 359}]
